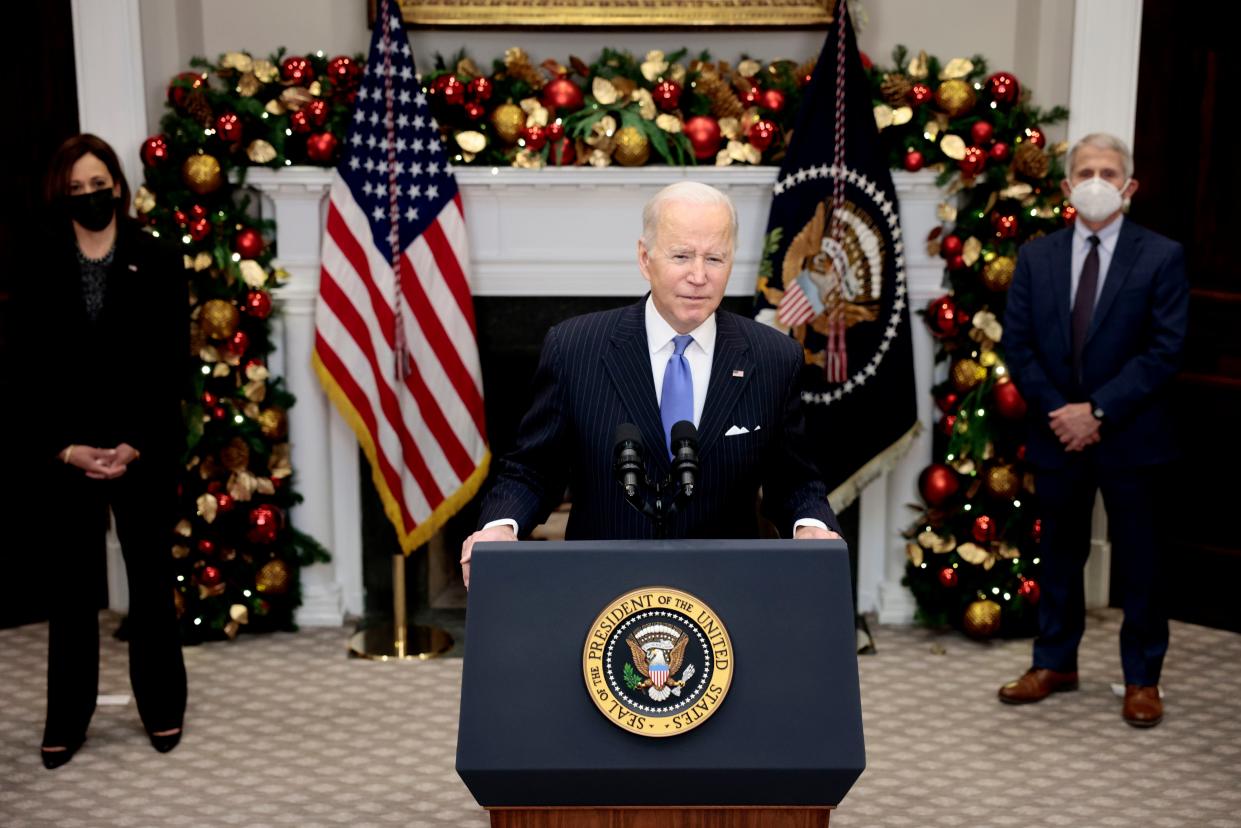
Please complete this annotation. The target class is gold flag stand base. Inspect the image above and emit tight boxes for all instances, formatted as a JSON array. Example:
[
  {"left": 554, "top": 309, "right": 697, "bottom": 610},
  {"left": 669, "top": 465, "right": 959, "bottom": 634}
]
[{"left": 348, "top": 553, "right": 454, "bottom": 660}]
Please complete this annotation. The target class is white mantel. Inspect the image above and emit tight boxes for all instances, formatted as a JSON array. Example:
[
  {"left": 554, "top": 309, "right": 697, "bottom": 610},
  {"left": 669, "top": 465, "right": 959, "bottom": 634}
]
[{"left": 245, "top": 165, "right": 944, "bottom": 624}]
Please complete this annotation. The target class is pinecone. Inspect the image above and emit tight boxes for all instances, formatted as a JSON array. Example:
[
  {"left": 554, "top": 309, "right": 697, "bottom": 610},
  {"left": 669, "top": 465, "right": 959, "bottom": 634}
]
[
  {"left": 880, "top": 73, "right": 913, "bottom": 106},
  {"left": 1012, "top": 141, "right": 1050, "bottom": 180},
  {"left": 695, "top": 70, "right": 744, "bottom": 120},
  {"left": 504, "top": 47, "right": 546, "bottom": 90},
  {"left": 186, "top": 91, "right": 214, "bottom": 128}
]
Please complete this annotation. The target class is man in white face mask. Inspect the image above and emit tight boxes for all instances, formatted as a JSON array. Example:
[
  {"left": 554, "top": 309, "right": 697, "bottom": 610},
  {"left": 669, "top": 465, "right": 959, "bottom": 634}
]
[{"left": 999, "top": 133, "right": 1189, "bottom": 728}]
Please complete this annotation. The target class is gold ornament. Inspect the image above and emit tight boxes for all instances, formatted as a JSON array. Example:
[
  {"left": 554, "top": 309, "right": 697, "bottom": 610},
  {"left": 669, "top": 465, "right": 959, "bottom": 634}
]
[
  {"left": 951, "top": 358, "right": 986, "bottom": 392},
  {"left": 133, "top": 186, "right": 156, "bottom": 214},
  {"left": 197, "top": 493, "right": 219, "bottom": 524},
  {"left": 939, "top": 58, "right": 975, "bottom": 80},
  {"left": 613, "top": 126, "right": 650, "bottom": 167},
  {"left": 939, "top": 134, "right": 967, "bottom": 161},
  {"left": 252, "top": 59, "right": 278, "bottom": 83},
  {"left": 456, "top": 130, "right": 486, "bottom": 154},
  {"left": 182, "top": 154, "right": 223, "bottom": 195},
  {"left": 963, "top": 599, "right": 1002, "bottom": 639},
  {"left": 239, "top": 260, "right": 267, "bottom": 289},
  {"left": 1013, "top": 141, "right": 1050, "bottom": 180},
  {"left": 247, "top": 139, "right": 277, "bottom": 164},
  {"left": 258, "top": 407, "right": 288, "bottom": 439},
  {"left": 256, "top": 559, "right": 291, "bottom": 595},
  {"left": 934, "top": 79, "right": 976, "bottom": 118},
  {"left": 237, "top": 72, "right": 261, "bottom": 97},
  {"left": 491, "top": 103, "right": 524, "bottom": 145},
  {"left": 983, "top": 255, "right": 1017, "bottom": 291},
  {"left": 985, "top": 465, "right": 1021, "bottom": 500},
  {"left": 280, "top": 86, "right": 313, "bottom": 111},
  {"left": 201, "top": 299, "right": 240, "bottom": 340},
  {"left": 220, "top": 52, "right": 254, "bottom": 74},
  {"left": 221, "top": 437, "right": 251, "bottom": 473}
]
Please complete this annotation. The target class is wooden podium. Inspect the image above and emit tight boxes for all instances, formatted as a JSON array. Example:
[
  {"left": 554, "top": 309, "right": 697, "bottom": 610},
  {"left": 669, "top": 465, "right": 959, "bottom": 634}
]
[{"left": 457, "top": 540, "right": 864, "bottom": 828}]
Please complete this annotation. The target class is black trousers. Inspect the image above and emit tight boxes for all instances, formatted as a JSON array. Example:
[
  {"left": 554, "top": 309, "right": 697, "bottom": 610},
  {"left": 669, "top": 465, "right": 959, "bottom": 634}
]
[
  {"left": 1031, "top": 459, "right": 1171, "bottom": 686},
  {"left": 43, "top": 463, "right": 186, "bottom": 746}
]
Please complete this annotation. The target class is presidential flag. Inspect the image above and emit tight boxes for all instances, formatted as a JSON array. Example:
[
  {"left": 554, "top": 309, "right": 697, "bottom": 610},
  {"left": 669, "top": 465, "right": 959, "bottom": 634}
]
[
  {"left": 313, "top": 0, "right": 489, "bottom": 553},
  {"left": 754, "top": 0, "right": 917, "bottom": 509}
]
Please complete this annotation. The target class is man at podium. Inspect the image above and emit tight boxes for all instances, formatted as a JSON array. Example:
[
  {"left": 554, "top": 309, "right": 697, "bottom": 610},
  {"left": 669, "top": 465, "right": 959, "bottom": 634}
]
[{"left": 461, "top": 181, "right": 841, "bottom": 585}]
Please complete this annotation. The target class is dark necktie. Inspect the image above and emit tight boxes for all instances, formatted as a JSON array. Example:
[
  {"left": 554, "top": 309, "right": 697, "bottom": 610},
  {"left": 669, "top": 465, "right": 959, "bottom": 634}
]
[
  {"left": 1071, "top": 235, "right": 1101, "bottom": 385},
  {"left": 660, "top": 334, "right": 694, "bottom": 456}
]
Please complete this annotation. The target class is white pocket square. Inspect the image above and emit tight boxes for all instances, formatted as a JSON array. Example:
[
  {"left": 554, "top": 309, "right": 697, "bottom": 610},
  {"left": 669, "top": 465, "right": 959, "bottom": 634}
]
[{"left": 725, "top": 425, "right": 750, "bottom": 436}]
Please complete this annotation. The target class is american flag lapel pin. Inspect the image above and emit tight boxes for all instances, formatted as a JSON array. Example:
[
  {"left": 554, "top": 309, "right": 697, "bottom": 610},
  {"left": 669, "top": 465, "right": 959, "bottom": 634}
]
[{"left": 732, "top": 369, "right": 745, "bottom": 378}]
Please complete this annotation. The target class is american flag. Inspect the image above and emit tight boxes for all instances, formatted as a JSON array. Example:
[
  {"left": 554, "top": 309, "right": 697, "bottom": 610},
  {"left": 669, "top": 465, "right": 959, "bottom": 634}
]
[
  {"left": 313, "top": 0, "right": 489, "bottom": 553},
  {"left": 776, "top": 272, "right": 825, "bottom": 328}
]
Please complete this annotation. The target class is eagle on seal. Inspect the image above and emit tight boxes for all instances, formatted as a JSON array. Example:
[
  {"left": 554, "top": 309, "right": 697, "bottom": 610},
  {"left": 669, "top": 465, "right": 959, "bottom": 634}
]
[{"left": 626, "top": 632, "right": 695, "bottom": 702}]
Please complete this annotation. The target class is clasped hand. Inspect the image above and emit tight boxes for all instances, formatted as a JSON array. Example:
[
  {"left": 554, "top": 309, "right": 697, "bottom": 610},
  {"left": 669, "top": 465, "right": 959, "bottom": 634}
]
[
  {"left": 64, "top": 442, "right": 140, "bottom": 479},
  {"left": 1049, "top": 402, "right": 1100, "bottom": 452}
]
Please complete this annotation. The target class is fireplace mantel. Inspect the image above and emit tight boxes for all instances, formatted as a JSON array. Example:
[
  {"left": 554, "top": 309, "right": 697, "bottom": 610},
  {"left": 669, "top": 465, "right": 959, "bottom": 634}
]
[{"left": 244, "top": 165, "right": 945, "bottom": 625}]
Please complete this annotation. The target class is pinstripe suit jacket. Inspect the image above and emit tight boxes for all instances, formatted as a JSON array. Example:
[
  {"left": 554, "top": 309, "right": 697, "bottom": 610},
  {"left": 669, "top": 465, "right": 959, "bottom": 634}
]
[{"left": 478, "top": 299, "right": 840, "bottom": 539}]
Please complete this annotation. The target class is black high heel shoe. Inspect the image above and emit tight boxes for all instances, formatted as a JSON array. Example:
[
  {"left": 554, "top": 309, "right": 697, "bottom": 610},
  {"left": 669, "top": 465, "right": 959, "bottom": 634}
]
[
  {"left": 148, "top": 728, "right": 182, "bottom": 753},
  {"left": 41, "top": 737, "right": 84, "bottom": 770}
]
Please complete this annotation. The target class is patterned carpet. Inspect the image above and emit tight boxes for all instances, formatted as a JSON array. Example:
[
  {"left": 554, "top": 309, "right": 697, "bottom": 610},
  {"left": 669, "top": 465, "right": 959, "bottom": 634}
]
[{"left": 1, "top": 609, "right": 1238, "bottom": 827}]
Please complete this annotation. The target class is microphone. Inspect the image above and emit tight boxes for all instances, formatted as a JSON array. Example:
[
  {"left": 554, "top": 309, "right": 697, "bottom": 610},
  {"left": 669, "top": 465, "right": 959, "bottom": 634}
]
[
  {"left": 613, "top": 423, "right": 645, "bottom": 498},
  {"left": 670, "top": 420, "right": 699, "bottom": 498}
]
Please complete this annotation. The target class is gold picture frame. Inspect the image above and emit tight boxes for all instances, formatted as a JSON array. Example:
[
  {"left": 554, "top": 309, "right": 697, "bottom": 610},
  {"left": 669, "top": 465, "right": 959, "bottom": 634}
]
[{"left": 375, "top": 0, "right": 833, "bottom": 28}]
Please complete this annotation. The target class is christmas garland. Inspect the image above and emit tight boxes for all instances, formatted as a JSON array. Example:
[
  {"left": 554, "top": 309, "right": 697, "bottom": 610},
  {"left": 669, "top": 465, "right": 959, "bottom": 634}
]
[{"left": 141, "top": 44, "right": 1068, "bottom": 642}]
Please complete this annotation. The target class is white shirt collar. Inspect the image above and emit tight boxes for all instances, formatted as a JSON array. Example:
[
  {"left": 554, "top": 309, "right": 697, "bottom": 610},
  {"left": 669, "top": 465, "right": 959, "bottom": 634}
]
[
  {"left": 1074, "top": 213, "right": 1123, "bottom": 251},
  {"left": 644, "top": 295, "right": 717, "bottom": 356}
]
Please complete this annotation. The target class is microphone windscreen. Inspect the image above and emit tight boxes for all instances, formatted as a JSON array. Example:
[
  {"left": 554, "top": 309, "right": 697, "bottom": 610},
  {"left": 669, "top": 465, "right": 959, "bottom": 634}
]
[
  {"left": 614, "top": 422, "right": 643, "bottom": 447},
  {"left": 670, "top": 420, "right": 698, "bottom": 445}
]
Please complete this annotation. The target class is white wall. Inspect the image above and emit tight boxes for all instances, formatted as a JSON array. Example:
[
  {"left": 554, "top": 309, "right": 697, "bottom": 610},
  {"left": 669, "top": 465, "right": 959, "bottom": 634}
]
[{"left": 138, "top": 1, "right": 1075, "bottom": 133}]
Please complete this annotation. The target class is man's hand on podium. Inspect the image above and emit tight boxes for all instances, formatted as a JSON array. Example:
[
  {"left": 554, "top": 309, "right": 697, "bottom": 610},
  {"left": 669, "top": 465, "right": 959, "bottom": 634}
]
[
  {"left": 460, "top": 524, "right": 518, "bottom": 589},
  {"left": 794, "top": 525, "right": 842, "bottom": 541}
]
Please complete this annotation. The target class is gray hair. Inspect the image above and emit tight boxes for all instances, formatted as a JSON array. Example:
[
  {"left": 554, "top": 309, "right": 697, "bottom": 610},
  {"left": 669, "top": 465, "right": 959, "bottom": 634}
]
[
  {"left": 1067, "top": 132, "right": 1134, "bottom": 180},
  {"left": 641, "top": 181, "right": 738, "bottom": 250}
]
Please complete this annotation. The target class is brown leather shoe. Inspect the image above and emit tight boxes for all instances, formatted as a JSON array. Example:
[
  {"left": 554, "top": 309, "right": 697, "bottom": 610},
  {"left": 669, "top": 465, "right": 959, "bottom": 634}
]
[
  {"left": 997, "top": 668, "right": 1080, "bottom": 704},
  {"left": 1122, "top": 685, "right": 1163, "bottom": 728}
]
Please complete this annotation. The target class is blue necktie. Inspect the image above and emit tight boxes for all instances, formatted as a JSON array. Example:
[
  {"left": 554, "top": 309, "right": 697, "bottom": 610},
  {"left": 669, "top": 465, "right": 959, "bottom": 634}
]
[{"left": 661, "top": 334, "right": 694, "bottom": 456}]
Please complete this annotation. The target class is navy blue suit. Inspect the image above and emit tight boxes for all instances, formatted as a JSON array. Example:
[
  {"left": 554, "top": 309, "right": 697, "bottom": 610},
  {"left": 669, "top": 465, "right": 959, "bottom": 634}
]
[
  {"left": 1003, "top": 219, "right": 1189, "bottom": 684},
  {"left": 478, "top": 300, "right": 840, "bottom": 540}
]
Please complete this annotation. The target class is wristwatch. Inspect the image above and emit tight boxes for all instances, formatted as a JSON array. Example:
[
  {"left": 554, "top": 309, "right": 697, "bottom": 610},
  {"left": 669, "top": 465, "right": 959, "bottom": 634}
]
[{"left": 1090, "top": 400, "right": 1105, "bottom": 422}]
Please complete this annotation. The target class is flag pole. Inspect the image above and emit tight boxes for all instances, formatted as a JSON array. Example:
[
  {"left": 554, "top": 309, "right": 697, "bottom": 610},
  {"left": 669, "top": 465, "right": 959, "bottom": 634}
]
[{"left": 349, "top": 552, "right": 454, "bottom": 661}]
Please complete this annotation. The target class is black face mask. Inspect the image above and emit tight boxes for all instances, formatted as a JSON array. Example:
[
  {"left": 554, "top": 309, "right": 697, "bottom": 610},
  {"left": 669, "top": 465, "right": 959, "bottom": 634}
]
[{"left": 66, "top": 189, "right": 118, "bottom": 232}]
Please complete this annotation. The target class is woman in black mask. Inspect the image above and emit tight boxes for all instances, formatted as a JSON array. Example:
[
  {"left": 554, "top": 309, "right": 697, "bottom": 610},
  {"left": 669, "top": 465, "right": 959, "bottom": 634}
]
[{"left": 28, "top": 134, "right": 188, "bottom": 768}]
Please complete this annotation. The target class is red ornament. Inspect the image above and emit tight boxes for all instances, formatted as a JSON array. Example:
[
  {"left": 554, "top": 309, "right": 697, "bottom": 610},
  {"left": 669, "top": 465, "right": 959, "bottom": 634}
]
[
  {"left": 947, "top": 254, "right": 966, "bottom": 271},
  {"left": 520, "top": 125, "right": 546, "bottom": 151},
  {"left": 197, "top": 539, "right": 216, "bottom": 556},
  {"left": 188, "top": 217, "right": 212, "bottom": 241},
  {"left": 547, "top": 137, "right": 576, "bottom": 167},
  {"left": 959, "top": 146, "right": 987, "bottom": 177},
  {"left": 215, "top": 112, "right": 243, "bottom": 143},
  {"left": 910, "top": 83, "right": 933, "bottom": 106},
  {"left": 234, "top": 228, "right": 264, "bottom": 259},
  {"left": 741, "top": 83, "right": 763, "bottom": 105},
  {"left": 168, "top": 71, "right": 205, "bottom": 109},
  {"left": 1062, "top": 204, "right": 1078, "bottom": 224},
  {"left": 441, "top": 76, "right": 466, "bottom": 106},
  {"left": 546, "top": 122, "right": 565, "bottom": 142},
  {"left": 281, "top": 56, "right": 314, "bottom": 84},
  {"left": 748, "top": 119, "right": 778, "bottom": 153},
  {"left": 216, "top": 493, "right": 235, "bottom": 513},
  {"left": 212, "top": 405, "right": 227, "bottom": 420},
  {"left": 939, "top": 567, "right": 959, "bottom": 588},
  {"left": 463, "top": 102, "right": 486, "bottom": 121},
  {"left": 989, "top": 141, "right": 1010, "bottom": 162},
  {"left": 942, "top": 413, "right": 958, "bottom": 435},
  {"left": 941, "top": 235, "right": 964, "bottom": 257},
  {"left": 202, "top": 391, "right": 217, "bottom": 406},
  {"left": 970, "top": 121, "right": 995, "bottom": 145},
  {"left": 1016, "top": 444, "right": 1028, "bottom": 462},
  {"left": 684, "top": 116, "right": 723, "bottom": 161},
  {"left": 306, "top": 99, "right": 329, "bottom": 127},
  {"left": 903, "top": 149, "right": 925, "bottom": 172},
  {"left": 986, "top": 72, "right": 1021, "bottom": 106},
  {"left": 305, "top": 132, "right": 339, "bottom": 163},
  {"left": 1018, "top": 577, "right": 1041, "bottom": 604},
  {"left": 858, "top": 51, "right": 873, "bottom": 71},
  {"left": 936, "top": 391, "right": 960, "bottom": 414},
  {"left": 200, "top": 565, "right": 222, "bottom": 586},
  {"left": 327, "top": 55, "right": 356, "bottom": 84},
  {"left": 467, "top": 76, "right": 494, "bottom": 103},
  {"left": 972, "top": 515, "right": 997, "bottom": 543},
  {"left": 190, "top": 205, "right": 207, "bottom": 221},
  {"left": 759, "top": 88, "right": 786, "bottom": 114},
  {"left": 245, "top": 290, "right": 273, "bottom": 320},
  {"left": 1031, "top": 518, "right": 1042, "bottom": 542},
  {"left": 927, "top": 294, "right": 962, "bottom": 337},
  {"left": 543, "top": 77, "right": 584, "bottom": 113},
  {"left": 1024, "top": 126, "right": 1046, "bottom": 148},
  {"left": 289, "top": 109, "right": 312, "bottom": 134},
  {"left": 992, "top": 380, "right": 1028, "bottom": 420},
  {"left": 173, "top": 210, "right": 188, "bottom": 226},
  {"left": 226, "top": 330, "right": 250, "bottom": 356},
  {"left": 992, "top": 212, "right": 1019, "bottom": 239},
  {"left": 653, "top": 80, "right": 683, "bottom": 111},
  {"left": 141, "top": 135, "right": 171, "bottom": 166},
  {"left": 919, "top": 463, "right": 960, "bottom": 507},
  {"left": 247, "top": 505, "right": 280, "bottom": 544}
]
